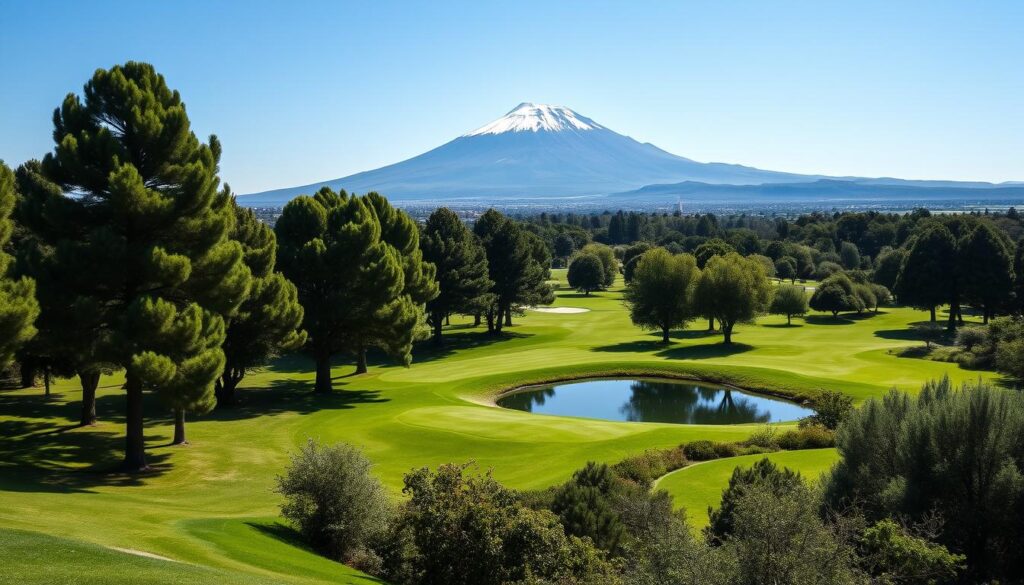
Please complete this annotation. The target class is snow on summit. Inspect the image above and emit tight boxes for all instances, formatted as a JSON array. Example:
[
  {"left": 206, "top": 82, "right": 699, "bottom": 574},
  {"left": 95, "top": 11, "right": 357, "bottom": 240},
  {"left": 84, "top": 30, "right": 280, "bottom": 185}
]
[{"left": 464, "top": 102, "right": 606, "bottom": 136}]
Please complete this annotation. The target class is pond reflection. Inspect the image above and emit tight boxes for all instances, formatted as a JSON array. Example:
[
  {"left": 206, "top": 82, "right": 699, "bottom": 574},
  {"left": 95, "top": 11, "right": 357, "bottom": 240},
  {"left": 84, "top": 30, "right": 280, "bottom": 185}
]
[{"left": 498, "top": 378, "right": 812, "bottom": 425}]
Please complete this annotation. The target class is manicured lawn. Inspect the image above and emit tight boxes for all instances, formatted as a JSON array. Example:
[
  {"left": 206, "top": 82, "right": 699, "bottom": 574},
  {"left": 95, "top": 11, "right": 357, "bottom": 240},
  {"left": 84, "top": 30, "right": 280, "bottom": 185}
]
[
  {"left": 654, "top": 448, "right": 842, "bottom": 530},
  {"left": 0, "top": 271, "right": 993, "bottom": 583}
]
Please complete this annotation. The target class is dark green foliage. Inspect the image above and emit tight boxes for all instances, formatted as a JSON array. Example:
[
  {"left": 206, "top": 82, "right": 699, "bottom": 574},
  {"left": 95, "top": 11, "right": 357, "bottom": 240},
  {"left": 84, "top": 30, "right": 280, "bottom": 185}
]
[
  {"left": 705, "top": 457, "right": 804, "bottom": 544},
  {"left": 873, "top": 247, "right": 907, "bottom": 292},
  {"left": 276, "top": 439, "right": 390, "bottom": 562},
  {"left": 475, "top": 210, "right": 553, "bottom": 333},
  {"left": 275, "top": 188, "right": 405, "bottom": 389},
  {"left": 0, "top": 162, "right": 39, "bottom": 370},
  {"left": 774, "top": 256, "right": 798, "bottom": 282},
  {"left": 580, "top": 243, "right": 617, "bottom": 288},
  {"left": 769, "top": 284, "right": 808, "bottom": 325},
  {"left": 810, "top": 273, "right": 864, "bottom": 317},
  {"left": 386, "top": 463, "right": 615, "bottom": 585},
  {"left": 804, "top": 390, "right": 854, "bottom": 430},
  {"left": 22, "top": 62, "right": 249, "bottom": 469},
  {"left": 553, "top": 232, "right": 576, "bottom": 261},
  {"left": 682, "top": 440, "right": 740, "bottom": 461},
  {"left": 858, "top": 519, "right": 964, "bottom": 584},
  {"left": 776, "top": 425, "right": 835, "bottom": 450},
  {"left": 353, "top": 193, "right": 438, "bottom": 372},
  {"left": 958, "top": 223, "right": 1014, "bottom": 322},
  {"left": 693, "top": 253, "right": 772, "bottom": 344},
  {"left": 567, "top": 253, "right": 605, "bottom": 295},
  {"left": 896, "top": 224, "right": 957, "bottom": 322},
  {"left": 551, "top": 463, "right": 625, "bottom": 553},
  {"left": 624, "top": 249, "right": 700, "bottom": 342},
  {"left": 724, "top": 481, "right": 863, "bottom": 585},
  {"left": 217, "top": 204, "right": 306, "bottom": 406},
  {"left": 621, "top": 242, "right": 653, "bottom": 284},
  {"left": 840, "top": 241, "right": 861, "bottom": 269},
  {"left": 693, "top": 238, "right": 733, "bottom": 269},
  {"left": 825, "top": 378, "right": 1024, "bottom": 581},
  {"left": 913, "top": 321, "right": 945, "bottom": 349},
  {"left": 420, "top": 207, "right": 491, "bottom": 344}
]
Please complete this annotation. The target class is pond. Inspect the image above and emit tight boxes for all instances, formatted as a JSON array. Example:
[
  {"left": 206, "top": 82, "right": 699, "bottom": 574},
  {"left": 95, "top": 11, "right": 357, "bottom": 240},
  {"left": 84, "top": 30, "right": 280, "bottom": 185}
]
[{"left": 497, "top": 378, "right": 813, "bottom": 425}]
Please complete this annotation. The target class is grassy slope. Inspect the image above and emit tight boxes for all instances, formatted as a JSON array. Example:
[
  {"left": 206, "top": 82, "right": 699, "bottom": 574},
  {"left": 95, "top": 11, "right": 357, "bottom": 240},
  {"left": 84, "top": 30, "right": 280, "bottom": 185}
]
[
  {"left": 0, "top": 271, "right": 993, "bottom": 583},
  {"left": 654, "top": 448, "right": 842, "bottom": 529}
]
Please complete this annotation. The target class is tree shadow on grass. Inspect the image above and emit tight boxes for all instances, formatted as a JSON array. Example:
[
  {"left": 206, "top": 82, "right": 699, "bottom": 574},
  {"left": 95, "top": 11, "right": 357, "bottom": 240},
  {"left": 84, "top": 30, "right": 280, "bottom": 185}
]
[
  {"left": 805, "top": 315, "right": 857, "bottom": 326},
  {"left": 245, "top": 521, "right": 388, "bottom": 583},
  {"left": 389, "top": 329, "right": 533, "bottom": 367},
  {"left": 205, "top": 381, "right": 387, "bottom": 423},
  {"left": 656, "top": 342, "right": 754, "bottom": 360},
  {"left": 762, "top": 323, "right": 805, "bottom": 328}
]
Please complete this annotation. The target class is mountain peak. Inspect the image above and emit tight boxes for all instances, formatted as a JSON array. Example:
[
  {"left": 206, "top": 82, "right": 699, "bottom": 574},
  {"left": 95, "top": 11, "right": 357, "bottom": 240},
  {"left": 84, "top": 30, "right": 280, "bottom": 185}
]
[{"left": 463, "top": 103, "right": 606, "bottom": 136}]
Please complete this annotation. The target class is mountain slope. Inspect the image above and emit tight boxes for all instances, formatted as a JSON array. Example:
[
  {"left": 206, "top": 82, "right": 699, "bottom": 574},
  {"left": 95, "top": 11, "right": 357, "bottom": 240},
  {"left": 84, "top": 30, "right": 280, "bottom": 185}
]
[{"left": 240, "top": 103, "right": 820, "bottom": 205}]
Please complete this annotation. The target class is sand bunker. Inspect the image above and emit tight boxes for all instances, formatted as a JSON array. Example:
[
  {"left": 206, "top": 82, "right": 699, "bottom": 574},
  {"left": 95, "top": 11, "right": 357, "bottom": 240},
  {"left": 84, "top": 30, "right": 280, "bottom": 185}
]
[{"left": 528, "top": 306, "right": 590, "bottom": 314}]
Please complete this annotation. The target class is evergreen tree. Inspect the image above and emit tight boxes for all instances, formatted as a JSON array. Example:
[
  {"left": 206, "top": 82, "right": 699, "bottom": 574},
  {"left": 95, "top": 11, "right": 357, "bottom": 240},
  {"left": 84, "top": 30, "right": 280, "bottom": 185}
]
[
  {"left": 216, "top": 203, "right": 306, "bottom": 407},
  {"left": 553, "top": 233, "right": 575, "bottom": 262},
  {"left": 15, "top": 161, "right": 104, "bottom": 420},
  {"left": 705, "top": 457, "right": 803, "bottom": 545},
  {"left": 608, "top": 211, "right": 626, "bottom": 244},
  {"left": 348, "top": 193, "right": 437, "bottom": 372},
  {"left": 1015, "top": 238, "right": 1024, "bottom": 314},
  {"left": 25, "top": 63, "right": 250, "bottom": 469},
  {"left": 958, "top": 223, "right": 1014, "bottom": 323},
  {"left": 896, "top": 223, "right": 957, "bottom": 324},
  {"left": 693, "top": 253, "right": 772, "bottom": 344},
  {"left": 0, "top": 162, "right": 39, "bottom": 370},
  {"left": 275, "top": 188, "right": 403, "bottom": 390},
  {"left": 623, "top": 249, "right": 700, "bottom": 342},
  {"left": 420, "top": 207, "right": 492, "bottom": 345}
]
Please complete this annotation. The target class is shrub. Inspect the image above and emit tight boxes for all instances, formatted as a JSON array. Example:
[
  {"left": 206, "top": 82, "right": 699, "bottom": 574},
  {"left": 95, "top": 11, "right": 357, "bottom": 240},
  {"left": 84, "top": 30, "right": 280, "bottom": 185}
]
[
  {"left": 551, "top": 463, "right": 625, "bottom": 553},
  {"left": 803, "top": 390, "right": 854, "bottom": 430},
  {"left": 276, "top": 439, "right": 391, "bottom": 562},
  {"left": 742, "top": 425, "right": 780, "bottom": 449},
  {"left": 612, "top": 447, "right": 686, "bottom": 486},
  {"left": 705, "top": 457, "right": 804, "bottom": 544},
  {"left": 778, "top": 425, "right": 835, "bottom": 450},
  {"left": 683, "top": 440, "right": 739, "bottom": 461},
  {"left": 810, "top": 273, "right": 863, "bottom": 316},
  {"left": 859, "top": 519, "right": 965, "bottom": 584},
  {"left": 955, "top": 326, "right": 987, "bottom": 352}
]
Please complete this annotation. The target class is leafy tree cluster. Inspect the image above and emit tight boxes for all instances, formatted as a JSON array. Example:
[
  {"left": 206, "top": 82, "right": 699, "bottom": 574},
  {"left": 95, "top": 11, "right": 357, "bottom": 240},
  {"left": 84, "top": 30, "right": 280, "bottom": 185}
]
[{"left": 826, "top": 377, "right": 1024, "bottom": 582}]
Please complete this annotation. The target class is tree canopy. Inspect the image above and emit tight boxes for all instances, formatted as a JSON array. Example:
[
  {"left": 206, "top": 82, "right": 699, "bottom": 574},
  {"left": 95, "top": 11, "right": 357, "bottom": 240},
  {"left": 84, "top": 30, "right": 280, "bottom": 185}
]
[
  {"left": 623, "top": 248, "right": 700, "bottom": 342},
  {"left": 693, "top": 253, "right": 772, "bottom": 344}
]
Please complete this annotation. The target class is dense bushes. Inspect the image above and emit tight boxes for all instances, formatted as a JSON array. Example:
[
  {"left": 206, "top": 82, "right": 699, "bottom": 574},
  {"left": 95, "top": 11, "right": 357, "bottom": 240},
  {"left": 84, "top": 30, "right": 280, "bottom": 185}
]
[{"left": 825, "top": 377, "right": 1024, "bottom": 582}]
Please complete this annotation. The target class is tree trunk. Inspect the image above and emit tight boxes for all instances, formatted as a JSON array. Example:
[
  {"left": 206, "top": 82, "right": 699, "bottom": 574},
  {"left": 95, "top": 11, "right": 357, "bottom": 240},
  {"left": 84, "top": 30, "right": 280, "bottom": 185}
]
[
  {"left": 445, "top": 314, "right": 450, "bottom": 326},
  {"left": 929, "top": 306, "right": 936, "bottom": 322},
  {"left": 215, "top": 372, "right": 242, "bottom": 408},
  {"left": 504, "top": 308, "right": 512, "bottom": 327},
  {"left": 19, "top": 360, "right": 37, "bottom": 388},
  {"left": 485, "top": 310, "right": 495, "bottom": 334},
  {"left": 662, "top": 327, "right": 670, "bottom": 343},
  {"left": 983, "top": 308, "right": 990, "bottom": 325},
  {"left": 787, "top": 314, "right": 792, "bottom": 326},
  {"left": 43, "top": 367, "right": 51, "bottom": 397},
  {"left": 473, "top": 313, "right": 481, "bottom": 327},
  {"left": 722, "top": 324, "right": 733, "bottom": 345},
  {"left": 432, "top": 312, "right": 444, "bottom": 346},
  {"left": 123, "top": 372, "right": 148, "bottom": 472},
  {"left": 355, "top": 348, "right": 368, "bottom": 374},
  {"left": 314, "top": 355, "right": 332, "bottom": 393},
  {"left": 171, "top": 408, "right": 187, "bottom": 445},
  {"left": 79, "top": 370, "right": 100, "bottom": 426},
  {"left": 707, "top": 317, "right": 715, "bottom": 331},
  {"left": 947, "top": 299, "right": 959, "bottom": 331}
]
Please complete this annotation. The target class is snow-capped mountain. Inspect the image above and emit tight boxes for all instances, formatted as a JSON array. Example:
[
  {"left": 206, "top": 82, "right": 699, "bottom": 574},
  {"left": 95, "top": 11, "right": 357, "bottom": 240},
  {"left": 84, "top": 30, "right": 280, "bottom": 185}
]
[
  {"left": 239, "top": 103, "right": 1018, "bottom": 206},
  {"left": 240, "top": 103, "right": 820, "bottom": 204}
]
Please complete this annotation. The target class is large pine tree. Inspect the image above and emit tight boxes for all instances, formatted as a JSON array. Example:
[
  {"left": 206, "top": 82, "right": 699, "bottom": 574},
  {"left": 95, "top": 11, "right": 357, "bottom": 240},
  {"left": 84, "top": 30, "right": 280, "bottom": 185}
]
[
  {"left": 0, "top": 162, "right": 39, "bottom": 369},
  {"left": 348, "top": 193, "right": 437, "bottom": 373},
  {"left": 216, "top": 203, "right": 306, "bottom": 407},
  {"left": 420, "top": 207, "right": 491, "bottom": 345},
  {"left": 275, "top": 188, "right": 404, "bottom": 390},
  {"left": 25, "top": 63, "right": 250, "bottom": 470}
]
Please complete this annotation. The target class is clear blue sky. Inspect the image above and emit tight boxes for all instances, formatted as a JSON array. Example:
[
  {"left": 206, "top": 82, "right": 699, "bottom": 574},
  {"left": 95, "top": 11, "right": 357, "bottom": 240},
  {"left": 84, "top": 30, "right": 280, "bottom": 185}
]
[{"left": 2, "top": 0, "right": 1021, "bottom": 193}]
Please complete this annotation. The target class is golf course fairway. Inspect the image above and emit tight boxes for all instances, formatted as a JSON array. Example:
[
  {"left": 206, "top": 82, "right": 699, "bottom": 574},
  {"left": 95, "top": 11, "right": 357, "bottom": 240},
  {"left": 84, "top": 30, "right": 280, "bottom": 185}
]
[{"left": 0, "top": 271, "right": 996, "bottom": 584}]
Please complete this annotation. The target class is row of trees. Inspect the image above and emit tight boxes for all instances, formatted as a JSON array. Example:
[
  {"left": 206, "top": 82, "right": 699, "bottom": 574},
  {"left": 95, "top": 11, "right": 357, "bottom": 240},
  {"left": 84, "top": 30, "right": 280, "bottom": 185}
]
[
  {"left": 623, "top": 249, "right": 773, "bottom": 344},
  {"left": 3, "top": 63, "right": 558, "bottom": 471}
]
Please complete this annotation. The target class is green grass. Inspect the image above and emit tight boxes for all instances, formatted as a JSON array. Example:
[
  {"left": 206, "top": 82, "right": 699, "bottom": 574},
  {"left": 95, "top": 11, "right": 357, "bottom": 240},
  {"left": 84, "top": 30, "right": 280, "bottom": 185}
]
[
  {"left": 0, "top": 271, "right": 995, "bottom": 583},
  {"left": 654, "top": 448, "right": 842, "bottom": 529}
]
